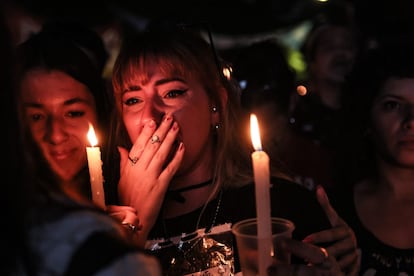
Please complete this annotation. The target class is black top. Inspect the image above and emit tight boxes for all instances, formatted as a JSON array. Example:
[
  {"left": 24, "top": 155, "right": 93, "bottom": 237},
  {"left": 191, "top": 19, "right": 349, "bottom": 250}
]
[
  {"left": 330, "top": 189, "right": 414, "bottom": 276},
  {"left": 147, "top": 177, "right": 331, "bottom": 275}
]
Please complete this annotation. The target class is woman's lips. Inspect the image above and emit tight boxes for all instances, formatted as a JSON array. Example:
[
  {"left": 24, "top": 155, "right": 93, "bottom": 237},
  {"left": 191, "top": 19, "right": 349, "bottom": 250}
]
[{"left": 50, "top": 149, "right": 73, "bottom": 161}]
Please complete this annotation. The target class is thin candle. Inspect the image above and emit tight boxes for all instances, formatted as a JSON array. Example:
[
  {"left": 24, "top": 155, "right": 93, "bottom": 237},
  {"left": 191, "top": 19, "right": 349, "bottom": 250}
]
[
  {"left": 86, "top": 123, "right": 105, "bottom": 209},
  {"left": 250, "top": 114, "right": 272, "bottom": 275}
]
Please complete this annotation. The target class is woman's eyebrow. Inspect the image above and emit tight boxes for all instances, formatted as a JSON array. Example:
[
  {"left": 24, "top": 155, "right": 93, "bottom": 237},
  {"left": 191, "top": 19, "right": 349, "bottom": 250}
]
[
  {"left": 23, "top": 97, "right": 91, "bottom": 108},
  {"left": 155, "top": 77, "right": 186, "bottom": 86},
  {"left": 64, "top": 97, "right": 92, "bottom": 106},
  {"left": 123, "top": 77, "right": 187, "bottom": 93},
  {"left": 377, "top": 94, "right": 403, "bottom": 101},
  {"left": 123, "top": 85, "right": 141, "bottom": 93}
]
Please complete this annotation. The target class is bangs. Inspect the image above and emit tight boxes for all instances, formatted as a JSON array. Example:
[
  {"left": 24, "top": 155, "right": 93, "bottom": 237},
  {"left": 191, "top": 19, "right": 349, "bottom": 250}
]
[
  {"left": 113, "top": 48, "right": 204, "bottom": 97},
  {"left": 111, "top": 30, "right": 224, "bottom": 113}
]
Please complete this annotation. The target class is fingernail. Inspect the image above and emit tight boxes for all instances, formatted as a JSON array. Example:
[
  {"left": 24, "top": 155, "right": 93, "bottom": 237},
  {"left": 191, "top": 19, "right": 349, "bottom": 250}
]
[
  {"left": 147, "top": 120, "right": 156, "bottom": 127},
  {"left": 317, "top": 185, "right": 328, "bottom": 201},
  {"left": 302, "top": 236, "right": 313, "bottom": 243}
]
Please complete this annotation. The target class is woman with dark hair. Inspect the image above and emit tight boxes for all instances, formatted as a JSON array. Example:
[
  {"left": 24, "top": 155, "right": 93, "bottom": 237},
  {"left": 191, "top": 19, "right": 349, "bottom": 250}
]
[
  {"left": 16, "top": 20, "right": 112, "bottom": 201},
  {"left": 331, "top": 39, "right": 414, "bottom": 274},
  {"left": 9, "top": 20, "right": 164, "bottom": 275}
]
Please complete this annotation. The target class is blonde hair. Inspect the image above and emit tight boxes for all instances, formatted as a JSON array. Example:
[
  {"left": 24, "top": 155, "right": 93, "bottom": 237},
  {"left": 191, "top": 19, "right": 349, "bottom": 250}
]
[{"left": 106, "top": 30, "right": 256, "bottom": 193}]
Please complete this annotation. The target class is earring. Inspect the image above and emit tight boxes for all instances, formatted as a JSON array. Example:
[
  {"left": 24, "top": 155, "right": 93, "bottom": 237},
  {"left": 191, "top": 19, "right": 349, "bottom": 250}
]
[{"left": 212, "top": 106, "right": 219, "bottom": 131}]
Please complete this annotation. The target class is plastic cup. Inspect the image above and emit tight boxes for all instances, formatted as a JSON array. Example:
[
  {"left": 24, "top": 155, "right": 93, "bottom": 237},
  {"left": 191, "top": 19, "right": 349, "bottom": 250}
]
[{"left": 232, "top": 217, "right": 295, "bottom": 276}]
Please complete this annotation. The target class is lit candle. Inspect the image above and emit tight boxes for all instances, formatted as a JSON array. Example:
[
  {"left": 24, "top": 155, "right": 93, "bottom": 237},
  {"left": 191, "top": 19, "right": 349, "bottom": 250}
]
[
  {"left": 86, "top": 123, "right": 105, "bottom": 209},
  {"left": 250, "top": 114, "right": 272, "bottom": 275}
]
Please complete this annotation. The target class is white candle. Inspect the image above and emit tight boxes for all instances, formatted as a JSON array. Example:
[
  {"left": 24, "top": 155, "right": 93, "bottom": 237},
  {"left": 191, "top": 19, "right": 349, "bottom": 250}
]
[
  {"left": 250, "top": 114, "right": 272, "bottom": 275},
  {"left": 86, "top": 123, "right": 105, "bottom": 209}
]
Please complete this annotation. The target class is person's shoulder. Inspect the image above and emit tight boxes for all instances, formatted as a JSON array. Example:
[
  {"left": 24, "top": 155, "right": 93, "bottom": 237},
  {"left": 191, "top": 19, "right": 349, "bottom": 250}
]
[
  {"left": 67, "top": 230, "right": 161, "bottom": 276},
  {"left": 31, "top": 203, "right": 120, "bottom": 233},
  {"left": 28, "top": 207, "right": 126, "bottom": 275},
  {"left": 94, "top": 252, "right": 162, "bottom": 276}
]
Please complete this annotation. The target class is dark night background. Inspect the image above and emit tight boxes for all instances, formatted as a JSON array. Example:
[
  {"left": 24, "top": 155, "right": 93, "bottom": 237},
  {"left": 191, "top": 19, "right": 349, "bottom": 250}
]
[{"left": 6, "top": 0, "right": 414, "bottom": 37}]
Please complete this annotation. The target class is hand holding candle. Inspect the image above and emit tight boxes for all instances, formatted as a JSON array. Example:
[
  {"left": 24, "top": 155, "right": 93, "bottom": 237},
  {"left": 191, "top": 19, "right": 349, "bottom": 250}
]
[
  {"left": 86, "top": 123, "right": 105, "bottom": 209},
  {"left": 250, "top": 114, "right": 273, "bottom": 275}
]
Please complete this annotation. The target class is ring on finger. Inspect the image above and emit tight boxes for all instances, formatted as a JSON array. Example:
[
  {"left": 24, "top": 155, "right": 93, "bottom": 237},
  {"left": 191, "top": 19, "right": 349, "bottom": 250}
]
[
  {"left": 150, "top": 134, "right": 161, "bottom": 144},
  {"left": 128, "top": 156, "right": 138, "bottom": 165},
  {"left": 121, "top": 221, "right": 138, "bottom": 233},
  {"left": 318, "top": 247, "right": 332, "bottom": 268},
  {"left": 320, "top": 247, "right": 329, "bottom": 259}
]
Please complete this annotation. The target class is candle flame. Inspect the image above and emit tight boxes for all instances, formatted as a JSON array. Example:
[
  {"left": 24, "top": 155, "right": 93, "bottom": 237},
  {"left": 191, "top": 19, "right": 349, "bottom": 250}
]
[
  {"left": 250, "top": 114, "right": 262, "bottom": 151},
  {"left": 87, "top": 123, "right": 98, "bottom": 147}
]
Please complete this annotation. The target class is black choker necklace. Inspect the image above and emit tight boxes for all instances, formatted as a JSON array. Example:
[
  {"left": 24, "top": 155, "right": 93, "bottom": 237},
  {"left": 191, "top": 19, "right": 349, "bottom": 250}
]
[{"left": 166, "top": 179, "right": 213, "bottom": 203}]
